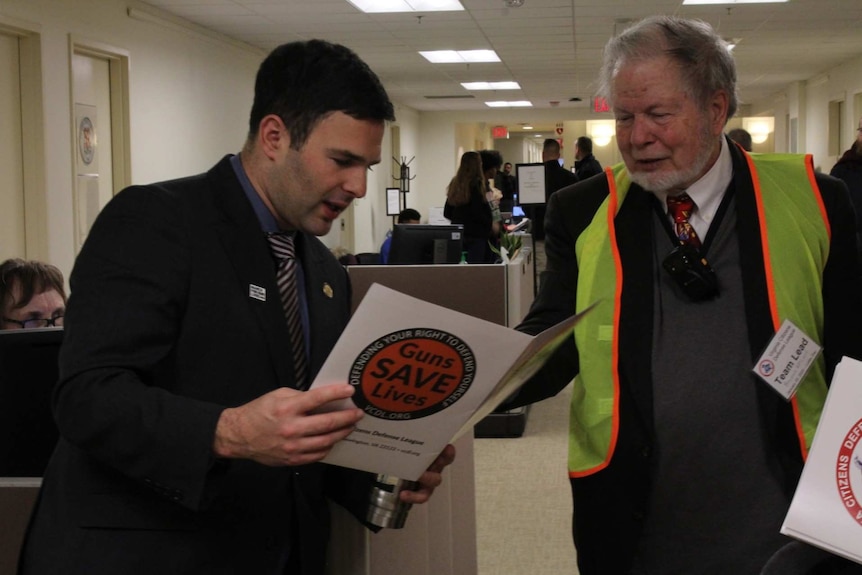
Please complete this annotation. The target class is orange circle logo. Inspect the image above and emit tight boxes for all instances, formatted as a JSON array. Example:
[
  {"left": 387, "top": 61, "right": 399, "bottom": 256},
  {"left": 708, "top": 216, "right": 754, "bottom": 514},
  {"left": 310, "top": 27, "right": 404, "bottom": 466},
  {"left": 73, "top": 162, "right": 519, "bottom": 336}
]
[{"left": 349, "top": 328, "right": 476, "bottom": 420}]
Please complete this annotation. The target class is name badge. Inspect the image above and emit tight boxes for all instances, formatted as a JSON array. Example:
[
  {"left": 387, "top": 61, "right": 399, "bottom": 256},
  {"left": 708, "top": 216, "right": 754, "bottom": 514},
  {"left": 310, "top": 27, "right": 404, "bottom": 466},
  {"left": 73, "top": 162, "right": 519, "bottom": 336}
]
[
  {"left": 249, "top": 284, "right": 266, "bottom": 302},
  {"left": 753, "top": 318, "right": 821, "bottom": 401}
]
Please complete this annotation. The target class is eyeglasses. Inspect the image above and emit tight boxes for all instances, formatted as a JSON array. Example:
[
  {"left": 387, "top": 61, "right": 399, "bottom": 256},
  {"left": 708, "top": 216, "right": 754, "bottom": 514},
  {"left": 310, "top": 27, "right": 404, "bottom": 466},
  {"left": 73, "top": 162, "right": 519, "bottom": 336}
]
[{"left": 2, "top": 315, "right": 64, "bottom": 329}]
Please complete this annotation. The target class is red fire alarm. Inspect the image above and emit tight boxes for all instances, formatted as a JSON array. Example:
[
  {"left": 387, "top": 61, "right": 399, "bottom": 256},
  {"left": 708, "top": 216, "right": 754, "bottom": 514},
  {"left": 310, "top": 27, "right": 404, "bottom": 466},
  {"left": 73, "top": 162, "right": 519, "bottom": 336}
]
[{"left": 593, "top": 96, "right": 610, "bottom": 113}]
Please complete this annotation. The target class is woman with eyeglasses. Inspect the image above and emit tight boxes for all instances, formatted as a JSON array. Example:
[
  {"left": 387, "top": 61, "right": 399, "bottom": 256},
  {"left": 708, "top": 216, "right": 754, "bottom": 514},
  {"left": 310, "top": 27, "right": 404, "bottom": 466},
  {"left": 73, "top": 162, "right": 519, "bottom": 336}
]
[{"left": 0, "top": 258, "right": 66, "bottom": 330}]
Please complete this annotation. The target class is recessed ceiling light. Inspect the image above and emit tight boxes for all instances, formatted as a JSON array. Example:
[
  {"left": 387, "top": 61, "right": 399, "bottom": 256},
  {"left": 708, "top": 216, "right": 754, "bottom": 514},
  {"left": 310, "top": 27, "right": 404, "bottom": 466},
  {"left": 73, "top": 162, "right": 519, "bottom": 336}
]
[
  {"left": 683, "top": 0, "right": 787, "bottom": 4},
  {"left": 461, "top": 81, "right": 520, "bottom": 90},
  {"left": 346, "top": 0, "right": 464, "bottom": 13},
  {"left": 485, "top": 101, "right": 532, "bottom": 108},
  {"left": 420, "top": 50, "right": 500, "bottom": 63}
]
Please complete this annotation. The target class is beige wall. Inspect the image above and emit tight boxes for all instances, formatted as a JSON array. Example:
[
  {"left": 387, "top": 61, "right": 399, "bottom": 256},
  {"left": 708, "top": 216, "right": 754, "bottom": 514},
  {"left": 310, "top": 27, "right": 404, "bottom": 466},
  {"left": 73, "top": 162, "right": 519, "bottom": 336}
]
[{"left": 3, "top": 0, "right": 862, "bottom": 279}]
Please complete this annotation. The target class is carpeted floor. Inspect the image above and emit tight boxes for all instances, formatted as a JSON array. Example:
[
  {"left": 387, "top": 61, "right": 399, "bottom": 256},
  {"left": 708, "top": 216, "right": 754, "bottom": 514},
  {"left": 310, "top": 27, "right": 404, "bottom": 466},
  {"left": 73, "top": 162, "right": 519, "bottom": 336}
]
[
  {"left": 473, "top": 383, "right": 578, "bottom": 575},
  {"left": 473, "top": 239, "right": 580, "bottom": 575}
]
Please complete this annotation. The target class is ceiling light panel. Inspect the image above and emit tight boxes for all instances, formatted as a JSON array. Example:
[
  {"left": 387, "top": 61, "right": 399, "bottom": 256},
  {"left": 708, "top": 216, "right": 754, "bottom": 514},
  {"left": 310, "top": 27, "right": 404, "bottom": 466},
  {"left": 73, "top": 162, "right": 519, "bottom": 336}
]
[
  {"left": 461, "top": 81, "right": 520, "bottom": 90},
  {"left": 683, "top": 0, "right": 788, "bottom": 4},
  {"left": 420, "top": 50, "right": 500, "bottom": 63},
  {"left": 485, "top": 101, "right": 532, "bottom": 108},
  {"left": 346, "top": 0, "right": 464, "bottom": 13}
]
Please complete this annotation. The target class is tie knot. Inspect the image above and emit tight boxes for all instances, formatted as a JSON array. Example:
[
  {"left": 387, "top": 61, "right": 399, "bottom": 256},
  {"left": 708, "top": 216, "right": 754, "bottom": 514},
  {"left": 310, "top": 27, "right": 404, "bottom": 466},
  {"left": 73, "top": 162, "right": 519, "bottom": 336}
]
[
  {"left": 267, "top": 233, "right": 296, "bottom": 261},
  {"left": 666, "top": 193, "right": 695, "bottom": 222}
]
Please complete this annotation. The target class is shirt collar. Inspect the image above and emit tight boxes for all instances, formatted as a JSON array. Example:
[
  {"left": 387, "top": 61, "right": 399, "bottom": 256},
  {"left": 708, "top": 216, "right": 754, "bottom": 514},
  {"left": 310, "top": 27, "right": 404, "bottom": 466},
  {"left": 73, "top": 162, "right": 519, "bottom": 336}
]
[
  {"left": 654, "top": 136, "right": 733, "bottom": 226},
  {"left": 230, "top": 154, "right": 280, "bottom": 234}
]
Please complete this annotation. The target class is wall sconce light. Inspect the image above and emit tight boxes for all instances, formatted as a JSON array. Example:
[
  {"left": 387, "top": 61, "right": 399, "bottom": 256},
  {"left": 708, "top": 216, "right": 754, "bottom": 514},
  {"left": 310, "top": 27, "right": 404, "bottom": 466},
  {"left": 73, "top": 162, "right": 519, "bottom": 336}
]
[
  {"left": 587, "top": 120, "right": 616, "bottom": 147},
  {"left": 742, "top": 116, "right": 774, "bottom": 145}
]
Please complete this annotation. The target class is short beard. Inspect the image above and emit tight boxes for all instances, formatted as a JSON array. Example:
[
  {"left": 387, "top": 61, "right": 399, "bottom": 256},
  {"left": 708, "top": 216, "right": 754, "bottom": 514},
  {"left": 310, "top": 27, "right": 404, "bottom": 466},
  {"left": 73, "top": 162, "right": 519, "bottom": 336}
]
[{"left": 629, "top": 123, "right": 718, "bottom": 193}]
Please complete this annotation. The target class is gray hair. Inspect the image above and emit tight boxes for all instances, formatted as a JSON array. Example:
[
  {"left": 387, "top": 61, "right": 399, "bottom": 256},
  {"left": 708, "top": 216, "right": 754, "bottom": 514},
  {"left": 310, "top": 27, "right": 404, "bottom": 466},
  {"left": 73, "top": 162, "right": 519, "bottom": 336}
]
[{"left": 598, "top": 16, "right": 738, "bottom": 121}]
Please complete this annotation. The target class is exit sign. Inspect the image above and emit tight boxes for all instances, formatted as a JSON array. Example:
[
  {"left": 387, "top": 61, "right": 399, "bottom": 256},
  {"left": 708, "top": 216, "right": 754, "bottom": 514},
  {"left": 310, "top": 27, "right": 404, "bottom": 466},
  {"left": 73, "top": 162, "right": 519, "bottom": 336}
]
[{"left": 593, "top": 96, "right": 610, "bottom": 113}]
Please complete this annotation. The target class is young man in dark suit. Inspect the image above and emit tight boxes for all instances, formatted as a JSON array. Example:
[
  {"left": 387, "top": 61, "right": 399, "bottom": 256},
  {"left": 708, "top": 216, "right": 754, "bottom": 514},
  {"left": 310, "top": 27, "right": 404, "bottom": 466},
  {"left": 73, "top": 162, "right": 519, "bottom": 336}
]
[{"left": 18, "top": 40, "right": 454, "bottom": 575}]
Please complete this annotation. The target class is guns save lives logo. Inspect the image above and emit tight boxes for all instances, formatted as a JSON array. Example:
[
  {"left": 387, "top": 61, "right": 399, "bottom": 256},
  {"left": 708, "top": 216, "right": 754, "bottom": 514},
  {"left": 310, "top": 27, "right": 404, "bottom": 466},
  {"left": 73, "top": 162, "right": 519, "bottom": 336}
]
[{"left": 349, "top": 328, "right": 476, "bottom": 420}]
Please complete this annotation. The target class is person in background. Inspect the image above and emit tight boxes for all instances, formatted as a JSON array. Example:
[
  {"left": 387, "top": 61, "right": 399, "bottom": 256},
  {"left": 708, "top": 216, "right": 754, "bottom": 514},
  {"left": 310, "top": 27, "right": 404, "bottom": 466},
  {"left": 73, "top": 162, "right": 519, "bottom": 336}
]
[
  {"left": 444, "top": 151, "right": 494, "bottom": 263},
  {"left": 510, "top": 16, "right": 862, "bottom": 575},
  {"left": 830, "top": 116, "right": 862, "bottom": 255},
  {"left": 728, "top": 127, "right": 753, "bottom": 152},
  {"left": 330, "top": 246, "right": 358, "bottom": 266},
  {"left": 0, "top": 258, "right": 66, "bottom": 330},
  {"left": 530, "top": 138, "right": 578, "bottom": 241},
  {"left": 479, "top": 149, "right": 504, "bottom": 251},
  {"left": 495, "top": 161, "right": 517, "bottom": 213},
  {"left": 573, "top": 136, "right": 603, "bottom": 181},
  {"left": 18, "top": 39, "right": 454, "bottom": 575},
  {"left": 379, "top": 207, "right": 421, "bottom": 264}
]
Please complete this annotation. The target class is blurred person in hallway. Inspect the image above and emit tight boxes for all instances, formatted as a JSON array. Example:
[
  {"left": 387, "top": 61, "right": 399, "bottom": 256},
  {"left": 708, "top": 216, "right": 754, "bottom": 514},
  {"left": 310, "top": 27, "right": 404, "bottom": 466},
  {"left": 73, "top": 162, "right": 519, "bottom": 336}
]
[
  {"left": 379, "top": 207, "right": 421, "bottom": 264},
  {"left": 480, "top": 149, "right": 504, "bottom": 253},
  {"left": 573, "top": 136, "right": 603, "bottom": 181},
  {"left": 830, "top": 116, "right": 862, "bottom": 255},
  {"left": 495, "top": 161, "right": 517, "bottom": 213},
  {"left": 728, "top": 127, "right": 753, "bottom": 152},
  {"left": 0, "top": 258, "right": 65, "bottom": 330},
  {"left": 510, "top": 15, "right": 862, "bottom": 575},
  {"left": 444, "top": 151, "right": 495, "bottom": 263},
  {"left": 529, "top": 138, "right": 578, "bottom": 241}
]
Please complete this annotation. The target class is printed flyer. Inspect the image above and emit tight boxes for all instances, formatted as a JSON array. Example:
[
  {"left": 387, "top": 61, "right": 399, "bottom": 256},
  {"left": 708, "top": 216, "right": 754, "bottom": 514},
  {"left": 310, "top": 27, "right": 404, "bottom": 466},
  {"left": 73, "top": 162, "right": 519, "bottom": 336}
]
[
  {"left": 781, "top": 356, "right": 862, "bottom": 563},
  {"left": 310, "top": 283, "right": 588, "bottom": 481}
]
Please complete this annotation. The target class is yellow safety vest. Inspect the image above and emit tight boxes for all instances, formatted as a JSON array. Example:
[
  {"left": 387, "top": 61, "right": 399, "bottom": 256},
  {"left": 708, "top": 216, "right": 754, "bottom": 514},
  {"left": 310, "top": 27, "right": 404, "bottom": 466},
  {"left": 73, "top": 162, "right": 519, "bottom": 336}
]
[{"left": 569, "top": 154, "right": 829, "bottom": 477}]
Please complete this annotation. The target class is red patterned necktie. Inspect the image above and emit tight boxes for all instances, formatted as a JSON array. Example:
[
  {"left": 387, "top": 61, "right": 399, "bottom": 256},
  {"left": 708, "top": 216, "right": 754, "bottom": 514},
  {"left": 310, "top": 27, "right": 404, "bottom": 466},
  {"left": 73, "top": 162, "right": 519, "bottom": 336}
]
[
  {"left": 266, "top": 233, "right": 308, "bottom": 389},
  {"left": 666, "top": 193, "right": 702, "bottom": 249}
]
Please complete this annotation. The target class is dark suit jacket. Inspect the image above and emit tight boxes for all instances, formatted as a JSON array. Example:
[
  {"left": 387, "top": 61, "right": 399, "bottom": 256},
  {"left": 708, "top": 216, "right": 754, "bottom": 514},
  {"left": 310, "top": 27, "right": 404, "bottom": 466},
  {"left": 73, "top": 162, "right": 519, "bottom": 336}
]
[
  {"left": 514, "top": 140, "right": 862, "bottom": 574},
  {"left": 18, "top": 156, "right": 375, "bottom": 575}
]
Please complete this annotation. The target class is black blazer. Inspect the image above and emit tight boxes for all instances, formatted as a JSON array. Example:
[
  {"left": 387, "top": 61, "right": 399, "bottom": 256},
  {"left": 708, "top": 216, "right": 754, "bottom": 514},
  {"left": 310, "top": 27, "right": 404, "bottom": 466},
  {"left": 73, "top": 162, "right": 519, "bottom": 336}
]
[
  {"left": 18, "top": 156, "right": 375, "bottom": 575},
  {"left": 514, "top": 140, "right": 862, "bottom": 574}
]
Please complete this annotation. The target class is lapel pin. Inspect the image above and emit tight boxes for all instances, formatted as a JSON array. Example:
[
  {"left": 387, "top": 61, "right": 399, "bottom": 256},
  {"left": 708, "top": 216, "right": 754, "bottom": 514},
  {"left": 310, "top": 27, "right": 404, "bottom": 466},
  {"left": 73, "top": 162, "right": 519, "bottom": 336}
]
[
  {"left": 249, "top": 284, "right": 266, "bottom": 302},
  {"left": 322, "top": 283, "right": 334, "bottom": 299}
]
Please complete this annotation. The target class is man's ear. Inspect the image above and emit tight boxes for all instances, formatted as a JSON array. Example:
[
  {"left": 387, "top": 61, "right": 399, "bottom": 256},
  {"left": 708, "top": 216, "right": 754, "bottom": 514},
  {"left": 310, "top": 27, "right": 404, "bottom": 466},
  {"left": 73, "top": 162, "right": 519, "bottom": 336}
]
[
  {"left": 258, "top": 114, "right": 290, "bottom": 160},
  {"left": 709, "top": 90, "right": 730, "bottom": 135}
]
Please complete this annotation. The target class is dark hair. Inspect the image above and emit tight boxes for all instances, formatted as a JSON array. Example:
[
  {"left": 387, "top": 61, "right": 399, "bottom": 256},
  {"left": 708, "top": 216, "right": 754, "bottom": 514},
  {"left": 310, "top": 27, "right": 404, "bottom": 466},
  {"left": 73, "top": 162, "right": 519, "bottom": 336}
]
[
  {"left": 447, "top": 151, "right": 484, "bottom": 207},
  {"left": 599, "top": 16, "right": 738, "bottom": 121},
  {"left": 0, "top": 258, "right": 66, "bottom": 316},
  {"left": 727, "top": 128, "right": 753, "bottom": 152},
  {"left": 397, "top": 208, "right": 421, "bottom": 223},
  {"left": 543, "top": 139, "right": 561, "bottom": 155},
  {"left": 248, "top": 39, "right": 395, "bottom": 150},
  {"left": 479, "top": 149, "right": 503, "bottom": 173},
  {"left": 576, "top": 136, "right": 593, "bottom": 154}
]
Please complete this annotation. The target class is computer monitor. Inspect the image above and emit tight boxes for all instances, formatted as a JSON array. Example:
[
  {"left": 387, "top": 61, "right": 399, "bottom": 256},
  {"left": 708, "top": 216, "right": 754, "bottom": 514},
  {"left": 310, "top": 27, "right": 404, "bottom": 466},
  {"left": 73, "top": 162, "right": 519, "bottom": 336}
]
[
  {"left": 0, "top": 327, "right": 63, "bottom": 477},
  {"left": 388, "top": 224, "right": 464, "bottom": 265}
]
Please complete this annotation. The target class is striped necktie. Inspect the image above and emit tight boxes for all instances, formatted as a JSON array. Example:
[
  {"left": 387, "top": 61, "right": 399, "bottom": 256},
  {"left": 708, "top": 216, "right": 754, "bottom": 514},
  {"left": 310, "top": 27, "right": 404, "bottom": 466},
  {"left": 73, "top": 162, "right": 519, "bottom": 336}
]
[
  {"left": 266, "top": 232, "right": 308, "bottom": 389},
  {"left": 666, "top": 193, "right": 702, "bottom": 249}
]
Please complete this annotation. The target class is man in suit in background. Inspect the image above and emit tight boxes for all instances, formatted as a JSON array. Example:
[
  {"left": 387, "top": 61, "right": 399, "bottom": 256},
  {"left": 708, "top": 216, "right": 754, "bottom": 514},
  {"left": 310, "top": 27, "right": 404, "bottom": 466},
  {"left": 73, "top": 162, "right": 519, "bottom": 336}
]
[
  {"left": 530, "top": 138, "right": 578, "bottom": 241},
  {"left": 573, "top": 136, "right": 603, "bottom": 181},
  {"left": 18, "top": 40, "right": 454, "bottom": 575}
]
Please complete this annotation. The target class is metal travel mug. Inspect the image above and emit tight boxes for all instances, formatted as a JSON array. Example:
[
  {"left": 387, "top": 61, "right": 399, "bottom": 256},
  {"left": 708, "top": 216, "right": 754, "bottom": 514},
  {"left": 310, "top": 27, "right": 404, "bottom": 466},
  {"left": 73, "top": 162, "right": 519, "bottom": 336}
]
[{"left": 366, "top": 474, "right": 417, "bottom": 529}]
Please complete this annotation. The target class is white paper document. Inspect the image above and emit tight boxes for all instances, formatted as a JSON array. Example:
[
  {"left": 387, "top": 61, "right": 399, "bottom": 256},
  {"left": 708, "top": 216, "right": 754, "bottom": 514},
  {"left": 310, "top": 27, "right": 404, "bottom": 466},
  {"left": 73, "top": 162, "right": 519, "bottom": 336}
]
[
  {"left": 781, "top": 356, "right": 862, "bottom": 564},
  {"left": 310, "top": 283, "right": 589, "bottom": 480}
]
